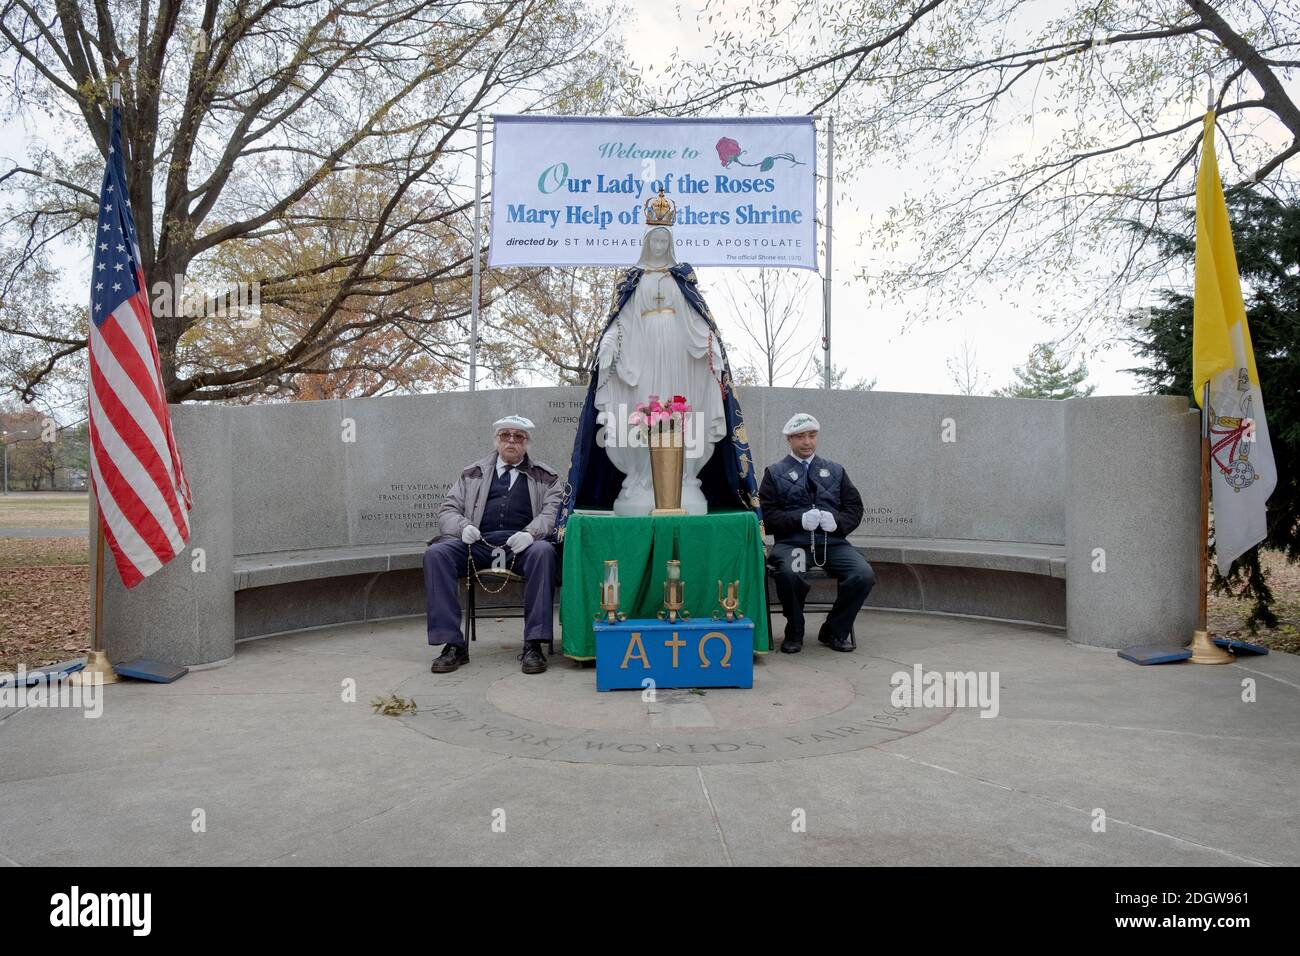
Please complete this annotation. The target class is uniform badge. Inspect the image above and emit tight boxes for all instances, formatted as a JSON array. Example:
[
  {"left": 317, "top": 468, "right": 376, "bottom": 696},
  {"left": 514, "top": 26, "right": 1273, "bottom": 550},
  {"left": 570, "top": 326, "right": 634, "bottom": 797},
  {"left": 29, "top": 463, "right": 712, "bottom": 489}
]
[
  {"left": 819, "top": 468, "right": 830, "bottom": 478},
  {"left": 787, "top": 470, "right": 799, "bottom": 481}
]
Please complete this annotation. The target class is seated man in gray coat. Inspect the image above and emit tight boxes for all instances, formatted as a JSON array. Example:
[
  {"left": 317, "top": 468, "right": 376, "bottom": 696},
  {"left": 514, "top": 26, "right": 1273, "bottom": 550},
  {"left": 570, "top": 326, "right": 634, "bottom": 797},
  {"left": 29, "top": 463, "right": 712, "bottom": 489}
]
[
  {"left": 759, "top": 412, "right": 874, "bottom": 654},
  {"left": 424, "top": 416, "right": 563, "bottom": 675}
]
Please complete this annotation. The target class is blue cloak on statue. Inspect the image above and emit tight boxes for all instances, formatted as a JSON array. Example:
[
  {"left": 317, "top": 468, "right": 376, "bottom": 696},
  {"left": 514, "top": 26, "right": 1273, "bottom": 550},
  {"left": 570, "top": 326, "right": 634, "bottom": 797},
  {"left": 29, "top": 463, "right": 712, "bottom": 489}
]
[{"left": 556, "top": 262, "right": 762, "bottom": 537}]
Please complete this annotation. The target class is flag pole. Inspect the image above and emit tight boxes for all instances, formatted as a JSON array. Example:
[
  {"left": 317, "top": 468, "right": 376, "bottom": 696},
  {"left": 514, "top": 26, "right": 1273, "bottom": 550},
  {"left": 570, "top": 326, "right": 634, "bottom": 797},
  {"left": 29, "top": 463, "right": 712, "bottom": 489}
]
[
  {"left": 469, "top": 112, "right": 483, "bottom": 393},
  {"left": 1190, "top": 381, "right": 1230, "bottom": 664},
  {"left": 1189, "top": 79, "right": 1232, "bottom": 664},
  {"left": 77, "top": 488, "right": 119, "bottom": 683},
  {"left": 75, "top": 77, "right": 128, "bottom": 686}
]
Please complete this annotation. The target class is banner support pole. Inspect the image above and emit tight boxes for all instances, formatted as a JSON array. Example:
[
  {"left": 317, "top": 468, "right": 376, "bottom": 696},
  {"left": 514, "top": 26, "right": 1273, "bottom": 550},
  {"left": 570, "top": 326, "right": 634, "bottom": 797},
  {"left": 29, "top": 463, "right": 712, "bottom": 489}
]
[
  {"left": 822, "top": 116, "right": 834, "bottom": 389},
  {"left": 469, "top": 113, "right": 484, "bottom": 393}
]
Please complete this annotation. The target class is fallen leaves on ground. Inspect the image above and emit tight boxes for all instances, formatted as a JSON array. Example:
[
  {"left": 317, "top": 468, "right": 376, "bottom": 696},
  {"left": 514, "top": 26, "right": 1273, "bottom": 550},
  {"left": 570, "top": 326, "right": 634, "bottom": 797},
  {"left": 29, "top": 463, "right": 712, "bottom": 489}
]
[
  {"left": 1207, "top": 550, "right": 1300, "bottom": 655},
  {"left": 0, "top": 536, "right": 89, "bottom": 567},
  {"left": 372, "top": 694, "right": 417, "bottom": 715},
  {"left": 0, "top": 553, "right": 90, "bottom": 673}
]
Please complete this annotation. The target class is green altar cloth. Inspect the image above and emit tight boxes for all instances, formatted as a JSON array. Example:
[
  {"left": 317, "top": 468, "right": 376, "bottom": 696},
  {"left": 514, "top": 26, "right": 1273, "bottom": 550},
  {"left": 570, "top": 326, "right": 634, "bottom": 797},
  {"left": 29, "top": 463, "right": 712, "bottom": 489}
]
[{"left": 560, "top": 511, "right": 770, "bottom": 660}]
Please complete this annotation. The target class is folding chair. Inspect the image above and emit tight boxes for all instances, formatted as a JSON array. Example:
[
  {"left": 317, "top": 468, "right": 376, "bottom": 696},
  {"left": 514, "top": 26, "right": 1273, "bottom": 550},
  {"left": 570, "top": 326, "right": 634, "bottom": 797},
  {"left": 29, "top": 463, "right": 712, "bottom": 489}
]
[
  {"left": 463, "top": 556, "right": 560, "bottom": 655},
  {"left": 764, "top": 564, "right": 853, "bottom": 647}
]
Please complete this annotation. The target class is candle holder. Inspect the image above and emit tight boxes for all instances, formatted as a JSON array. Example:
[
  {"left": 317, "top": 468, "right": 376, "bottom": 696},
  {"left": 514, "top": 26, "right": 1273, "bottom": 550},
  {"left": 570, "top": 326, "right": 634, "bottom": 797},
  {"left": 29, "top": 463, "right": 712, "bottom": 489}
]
[
  {"left": 657, "top": 559, "right": 690, "bottom": 623},
  {"left": 595, "top": 559, "right": 625, "bottom": 624},
  {"left": 712, "top": 579, "right": 743, "bottom": 622}
]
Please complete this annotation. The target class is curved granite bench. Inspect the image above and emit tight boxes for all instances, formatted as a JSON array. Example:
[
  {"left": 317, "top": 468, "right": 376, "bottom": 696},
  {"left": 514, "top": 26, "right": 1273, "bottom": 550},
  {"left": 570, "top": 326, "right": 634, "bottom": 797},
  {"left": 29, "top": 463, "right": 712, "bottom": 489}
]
[
  {"left": 795, "top": 535, "right": 1067, "bottom": 628},
  {"left": 229, "top": 533, "right": 1070, "bottom": 643},
  {"left": 98, "top": 388, "right": 1198, "bottom": 665},
  {"left": 234, "top": 543, "right": 465, "bottom": 641}
]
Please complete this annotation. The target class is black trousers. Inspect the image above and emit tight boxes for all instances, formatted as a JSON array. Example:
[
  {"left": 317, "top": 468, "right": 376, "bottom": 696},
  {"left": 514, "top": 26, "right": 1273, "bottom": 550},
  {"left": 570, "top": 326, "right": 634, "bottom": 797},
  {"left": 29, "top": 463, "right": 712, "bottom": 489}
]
[{"left": 767, "top": 537, "right": 875, "bottom": 641}]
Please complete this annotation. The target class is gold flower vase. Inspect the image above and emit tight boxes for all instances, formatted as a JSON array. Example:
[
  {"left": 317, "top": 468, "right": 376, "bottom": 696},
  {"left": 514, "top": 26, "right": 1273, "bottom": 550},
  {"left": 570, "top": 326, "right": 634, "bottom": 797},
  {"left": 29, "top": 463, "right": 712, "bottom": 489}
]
[{"left": 649, "top": 425, "right": 687, "bottom": 515}]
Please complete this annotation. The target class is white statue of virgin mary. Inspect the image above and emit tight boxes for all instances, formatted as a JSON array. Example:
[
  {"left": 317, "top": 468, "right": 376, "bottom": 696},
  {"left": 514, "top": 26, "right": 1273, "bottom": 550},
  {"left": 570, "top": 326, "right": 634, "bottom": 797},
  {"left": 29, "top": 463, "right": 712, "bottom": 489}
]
[{"left": 594, "top": 206, "right": 727, "bottom": 515}]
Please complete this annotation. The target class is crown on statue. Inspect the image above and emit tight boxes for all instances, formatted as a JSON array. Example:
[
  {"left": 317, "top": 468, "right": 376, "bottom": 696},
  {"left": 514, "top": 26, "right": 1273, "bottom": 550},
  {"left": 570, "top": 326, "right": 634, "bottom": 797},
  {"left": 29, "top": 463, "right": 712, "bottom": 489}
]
[{"left": 644, "top": 188, "right": 676, "bottom": 226}]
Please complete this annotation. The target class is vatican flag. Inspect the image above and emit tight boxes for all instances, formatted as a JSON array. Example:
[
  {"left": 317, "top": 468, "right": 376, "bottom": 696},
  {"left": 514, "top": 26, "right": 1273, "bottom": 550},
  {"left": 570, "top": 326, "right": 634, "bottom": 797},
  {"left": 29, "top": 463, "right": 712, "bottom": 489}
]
[{"left": 1192, "top": 110, "right": 1277, "bottom": 575}]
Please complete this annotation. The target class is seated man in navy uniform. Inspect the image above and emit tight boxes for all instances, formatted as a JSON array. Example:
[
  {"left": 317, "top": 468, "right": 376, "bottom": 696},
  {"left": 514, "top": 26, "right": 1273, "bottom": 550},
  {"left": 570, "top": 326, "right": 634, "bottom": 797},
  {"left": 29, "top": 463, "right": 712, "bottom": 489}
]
[
  {"left": 424, "top": 415, "right": 562, "bottom": 675},
  {"left": 759, "top": 413, "right": 875, "bottom": 654}
]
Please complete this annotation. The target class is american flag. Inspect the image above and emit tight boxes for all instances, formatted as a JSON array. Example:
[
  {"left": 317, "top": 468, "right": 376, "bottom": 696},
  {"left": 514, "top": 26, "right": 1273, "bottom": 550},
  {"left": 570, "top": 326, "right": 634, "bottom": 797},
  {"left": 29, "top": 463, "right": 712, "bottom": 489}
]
[{"left": 89, "top": 104, "right": 192, "bottom": 588}]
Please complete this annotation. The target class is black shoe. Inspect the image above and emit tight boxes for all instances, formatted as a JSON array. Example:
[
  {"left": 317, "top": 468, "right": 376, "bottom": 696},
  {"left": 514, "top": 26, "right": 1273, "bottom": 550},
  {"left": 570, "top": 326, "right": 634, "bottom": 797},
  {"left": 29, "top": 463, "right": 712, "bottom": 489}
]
[
  {"left": 818, "top": 627, "right": 855, "bottom": 653},
  {"left": 431, "top": 643, "right": 469, "bottom": 673},
  {"left": 780, "top": 637, "right": 804, "bottom": 654},
  {"left": 519, "top": 642, "right": 548, "bottom": 675}
]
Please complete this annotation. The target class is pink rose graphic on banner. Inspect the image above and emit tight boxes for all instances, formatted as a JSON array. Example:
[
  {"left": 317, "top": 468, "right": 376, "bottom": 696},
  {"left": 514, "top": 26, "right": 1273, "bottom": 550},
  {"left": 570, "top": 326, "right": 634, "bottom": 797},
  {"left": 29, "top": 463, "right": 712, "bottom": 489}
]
[
  {"left": 716, "top": 137, "right": 743, "bottom": 166},
  {"left": 715, "top": 136, "right": 805, "bottom": 171}
]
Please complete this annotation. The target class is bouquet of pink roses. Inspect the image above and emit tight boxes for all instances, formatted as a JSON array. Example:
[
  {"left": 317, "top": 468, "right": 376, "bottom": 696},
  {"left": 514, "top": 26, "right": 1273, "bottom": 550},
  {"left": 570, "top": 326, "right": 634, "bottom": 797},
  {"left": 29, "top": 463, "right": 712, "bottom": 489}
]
[{"left": 629, "top": 394, "right": 692, "bottom": 446}]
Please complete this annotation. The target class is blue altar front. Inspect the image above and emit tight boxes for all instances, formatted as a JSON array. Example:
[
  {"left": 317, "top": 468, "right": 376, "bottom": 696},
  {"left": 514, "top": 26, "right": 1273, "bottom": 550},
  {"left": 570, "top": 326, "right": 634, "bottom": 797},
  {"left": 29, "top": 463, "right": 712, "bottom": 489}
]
[{"left": 593, "top": 617, "right": 755, "bottom": 692}]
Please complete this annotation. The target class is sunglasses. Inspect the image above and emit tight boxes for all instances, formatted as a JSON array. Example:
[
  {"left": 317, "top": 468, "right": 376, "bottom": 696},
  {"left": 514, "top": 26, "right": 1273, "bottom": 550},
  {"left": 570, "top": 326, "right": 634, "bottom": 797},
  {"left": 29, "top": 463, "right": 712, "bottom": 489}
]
[{"left": 497, "top": 431, "right": 529, "bottom": 443}]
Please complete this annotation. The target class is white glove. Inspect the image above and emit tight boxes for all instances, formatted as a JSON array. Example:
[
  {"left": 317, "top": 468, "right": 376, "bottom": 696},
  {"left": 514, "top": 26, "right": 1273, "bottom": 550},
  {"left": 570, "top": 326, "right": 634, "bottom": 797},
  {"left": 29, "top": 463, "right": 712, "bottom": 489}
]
[
  {"left": 801, "top": 509, "right": 822, "bottom": 531},
  {"left": 819, "top": 511, "right": 837, "bottom": 533},
  {"left": 507, "top": 530, "right": 533, "bottom": 553},
  {"left": 461, "top": 524, "right": 482, "bottom": 544}
]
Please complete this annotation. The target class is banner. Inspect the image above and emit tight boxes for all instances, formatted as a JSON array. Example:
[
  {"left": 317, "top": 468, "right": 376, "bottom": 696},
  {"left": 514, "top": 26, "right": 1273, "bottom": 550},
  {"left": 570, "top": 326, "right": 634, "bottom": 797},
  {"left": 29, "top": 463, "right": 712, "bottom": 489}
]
[{"left": 488, "top": 115, "right": 817, "bottom": 270}]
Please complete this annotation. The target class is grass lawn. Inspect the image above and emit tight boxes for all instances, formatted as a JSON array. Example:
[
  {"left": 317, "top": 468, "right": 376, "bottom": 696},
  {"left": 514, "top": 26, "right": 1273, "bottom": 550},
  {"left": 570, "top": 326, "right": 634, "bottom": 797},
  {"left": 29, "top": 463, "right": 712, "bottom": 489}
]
[{"left": 0, "top": 493, "right": 89, "bottom": 530}]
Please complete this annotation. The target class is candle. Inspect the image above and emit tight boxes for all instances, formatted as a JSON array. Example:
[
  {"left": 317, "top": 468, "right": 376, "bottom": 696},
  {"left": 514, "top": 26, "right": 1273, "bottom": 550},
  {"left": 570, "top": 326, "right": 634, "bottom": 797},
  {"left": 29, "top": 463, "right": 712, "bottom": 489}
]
[
  {"left": 605, "top": 560, "right": 618, "bottom": 588},
  {"left": 667, "top": 560, "right": 680, "bottom": 581}
]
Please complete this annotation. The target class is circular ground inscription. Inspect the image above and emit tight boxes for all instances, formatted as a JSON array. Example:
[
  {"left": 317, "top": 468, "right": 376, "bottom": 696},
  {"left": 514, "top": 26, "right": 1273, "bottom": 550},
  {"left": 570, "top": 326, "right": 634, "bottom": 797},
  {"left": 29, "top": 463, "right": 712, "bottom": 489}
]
[{"left": 395, "top": 642, "right": 952, "bottom": 765}]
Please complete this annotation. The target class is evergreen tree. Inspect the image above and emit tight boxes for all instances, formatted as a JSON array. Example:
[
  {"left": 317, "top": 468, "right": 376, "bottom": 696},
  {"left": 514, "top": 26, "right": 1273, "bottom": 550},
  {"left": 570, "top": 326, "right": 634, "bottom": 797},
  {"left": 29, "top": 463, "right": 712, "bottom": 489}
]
[
  {"left": 809, "top": 358, "right": 875, "bottom": 391},
  {"left": 1125, "top": 189, "right": 1300, "bottom": 630},
  {"left": 994, "top": 344, "right": 1096, "bottom": 399}
]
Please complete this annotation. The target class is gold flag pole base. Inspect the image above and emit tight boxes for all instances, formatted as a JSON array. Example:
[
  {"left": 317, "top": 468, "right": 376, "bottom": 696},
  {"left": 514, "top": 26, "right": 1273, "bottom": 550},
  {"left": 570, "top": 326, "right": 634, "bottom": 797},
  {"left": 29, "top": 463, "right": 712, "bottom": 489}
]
[
  {"left": 1189, "top": 629, "right": 1233, "bottom": 665},
  {"left": 70, "top": 649, "right": 121, "bottom": 685}
]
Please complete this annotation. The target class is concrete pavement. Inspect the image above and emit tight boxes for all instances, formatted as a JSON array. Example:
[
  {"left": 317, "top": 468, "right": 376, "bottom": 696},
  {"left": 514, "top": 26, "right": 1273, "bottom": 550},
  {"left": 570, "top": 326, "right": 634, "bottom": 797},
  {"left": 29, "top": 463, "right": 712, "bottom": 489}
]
[{"left": 1, "top": 608, "right": 1296, "bottom": 866}]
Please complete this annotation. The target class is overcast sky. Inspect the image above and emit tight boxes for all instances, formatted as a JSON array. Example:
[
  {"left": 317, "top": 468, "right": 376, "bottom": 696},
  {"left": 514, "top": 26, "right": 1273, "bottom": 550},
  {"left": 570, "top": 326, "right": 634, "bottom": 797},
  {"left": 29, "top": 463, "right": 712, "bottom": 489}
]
[
  {"left": 621, "top": 0, "right": 1144, "bottom": 396},
  {"left": 618, "top": 0, "right": 1291, "bottom": 398},
  {"left": 6, "top": 0, "right": 1294, "bottom": 407}
]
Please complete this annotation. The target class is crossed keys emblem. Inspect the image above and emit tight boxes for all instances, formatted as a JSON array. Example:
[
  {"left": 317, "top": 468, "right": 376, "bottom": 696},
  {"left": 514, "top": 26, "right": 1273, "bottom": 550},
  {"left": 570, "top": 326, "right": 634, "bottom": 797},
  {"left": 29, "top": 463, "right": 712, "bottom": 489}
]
[{"left": 1209, "top": 370, "right": 1261, "bottom": 493}]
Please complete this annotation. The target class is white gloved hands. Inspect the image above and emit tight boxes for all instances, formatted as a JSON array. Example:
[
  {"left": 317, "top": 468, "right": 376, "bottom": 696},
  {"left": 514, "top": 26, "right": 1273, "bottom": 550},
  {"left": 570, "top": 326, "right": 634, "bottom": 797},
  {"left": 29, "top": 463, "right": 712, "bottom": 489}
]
[
  {"left": 819, "top": 511, "right": 837, "bottom": 533},
  {"left": 507, "top": 530, "right": 534, "bottom": 553},
  {"left": 461, "top": 524, "right": 482, "bottom": 544},
  {"left": 801, "top": 509, "right": 822, "bottom": 531}
]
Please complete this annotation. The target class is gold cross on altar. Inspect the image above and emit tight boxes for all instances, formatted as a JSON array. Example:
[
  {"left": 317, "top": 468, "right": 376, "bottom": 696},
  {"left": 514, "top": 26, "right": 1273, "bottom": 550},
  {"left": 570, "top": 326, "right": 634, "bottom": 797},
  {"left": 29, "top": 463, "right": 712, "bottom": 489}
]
[{"left": 663, "top": 632, "right": 686, "bottom": 667}]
